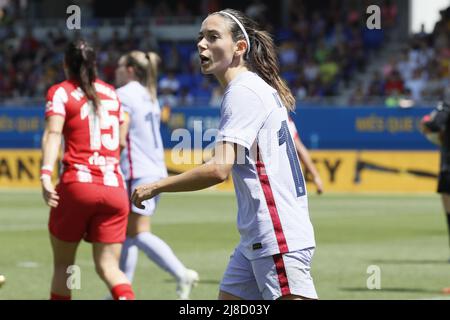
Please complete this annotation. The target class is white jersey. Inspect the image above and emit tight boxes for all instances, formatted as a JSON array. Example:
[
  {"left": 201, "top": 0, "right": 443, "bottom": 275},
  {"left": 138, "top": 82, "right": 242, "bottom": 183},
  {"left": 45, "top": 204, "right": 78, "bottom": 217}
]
[
  {"left": 118, "top": 81, "right": 167, "bottom": 180},
  {"left": 217, "top": 71, "right": 316, "bottom": 260}
]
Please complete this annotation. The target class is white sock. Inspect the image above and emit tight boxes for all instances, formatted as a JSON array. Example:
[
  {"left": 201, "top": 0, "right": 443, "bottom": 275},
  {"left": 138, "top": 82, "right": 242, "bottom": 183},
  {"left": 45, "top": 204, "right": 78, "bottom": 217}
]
[
  {"left": 119, "top": 237, "right": 139, "bottom": 282},
  {"left": 135, "top": 232, "right": 186, "bottom": 281}
]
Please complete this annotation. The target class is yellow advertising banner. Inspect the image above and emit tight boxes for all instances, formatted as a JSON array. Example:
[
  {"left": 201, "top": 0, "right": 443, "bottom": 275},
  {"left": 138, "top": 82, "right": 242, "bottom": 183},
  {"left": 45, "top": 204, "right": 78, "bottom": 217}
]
[
  {"left": 0, "top": 149, "right": 440, "bottom": 193},
  {"left": 165, "top": 150, "right": 440, "bottom": 193},
  {"left": 0, "top": 149, "right": 43, "bottom": 188},
  {"left": 305, "top": 151, "right": 439, "bottom": 193}
]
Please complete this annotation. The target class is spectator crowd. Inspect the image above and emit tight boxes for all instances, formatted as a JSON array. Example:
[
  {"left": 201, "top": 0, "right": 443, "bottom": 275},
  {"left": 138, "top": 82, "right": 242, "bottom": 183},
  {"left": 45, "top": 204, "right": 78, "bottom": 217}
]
[
  {"left": 2, "top": 0, "right": 444, "bottom": 108},
  {"left": 350, "top": 6, "right": 450, "bottom": 107}
]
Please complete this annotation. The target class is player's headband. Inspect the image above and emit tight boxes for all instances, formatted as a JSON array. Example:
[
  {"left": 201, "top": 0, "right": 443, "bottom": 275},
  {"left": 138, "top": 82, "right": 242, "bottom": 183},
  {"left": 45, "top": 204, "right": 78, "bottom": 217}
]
[{"left": 218, "top": 11, "right": 250, "bottom": 57}]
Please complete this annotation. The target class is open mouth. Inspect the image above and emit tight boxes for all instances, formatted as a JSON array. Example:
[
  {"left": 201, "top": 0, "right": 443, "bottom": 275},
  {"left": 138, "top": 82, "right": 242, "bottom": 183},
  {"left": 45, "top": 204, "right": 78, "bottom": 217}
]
[{"left": 199, "top": 55, "right": 211, "bottom": 65}]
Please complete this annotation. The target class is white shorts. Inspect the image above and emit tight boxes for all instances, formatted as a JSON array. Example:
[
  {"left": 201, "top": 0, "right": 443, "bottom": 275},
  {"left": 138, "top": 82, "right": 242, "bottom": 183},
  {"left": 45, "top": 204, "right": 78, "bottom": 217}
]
[
  {"left": 126, "top": 177, "right": 160, "bottom": 216},
  {"left": 220, "top": 246, "right": 318, "bottom": 300}
]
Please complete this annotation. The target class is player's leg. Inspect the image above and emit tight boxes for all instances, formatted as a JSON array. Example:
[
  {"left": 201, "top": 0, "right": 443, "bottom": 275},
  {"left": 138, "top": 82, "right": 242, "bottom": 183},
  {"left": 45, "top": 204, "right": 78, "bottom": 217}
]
[
  {"left": 219, "top": 247, "right": 262, "bottom": 300},
  {"left": 89, "top": 185, "right": 135, "bottom": 300},
  {"left": 128, "top": 212, "right": 199, "bottom": 299},
  {"left": 119, "top": 235, "right": 138, "bottom": 282},
  {"left": 49, "top": 234, "right": 79, "bottom": 300},
  {"left": 122, "top": 177, "right": 197, "bottom": 285},
  {"left": 47, "top": 183, "right": 88, "bottom": 300},
  {"left": 92, "top": 242, "right": 134, "bottom": 300},
  {"left": 118, "top": 211, "right": 148, "bottom": 283},
  {"left": 118, "top": 179, "right": 139, "bottom": 282},
  {"left": 437, "top": 171, "right": 450, "bottom": 260},
  {"left": 128, "top": 213, "right": 187, "bottom": 279},
  {"left": 125, "top": 176, "right": 198, "bottom": 298},
  {"left": 441, "top": 193, "right": 450, "bottom": 254},
  {"left": 105, "top": 232, "right": 137, "bottom": 299}
]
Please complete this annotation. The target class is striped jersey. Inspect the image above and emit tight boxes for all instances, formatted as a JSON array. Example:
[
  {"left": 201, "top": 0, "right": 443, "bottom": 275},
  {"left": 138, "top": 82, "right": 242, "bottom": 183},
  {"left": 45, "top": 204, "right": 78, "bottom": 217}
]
[
  {"left": 216, "top": 71, "right": 316, "bottom": 260},
  {"left": 45, "top": 79, "right": 125, "bottom": 188}
]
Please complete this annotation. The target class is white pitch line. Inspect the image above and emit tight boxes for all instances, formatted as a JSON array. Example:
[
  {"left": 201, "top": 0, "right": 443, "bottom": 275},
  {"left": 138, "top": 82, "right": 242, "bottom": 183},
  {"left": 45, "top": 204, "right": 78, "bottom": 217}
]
[
  {"left": 0, "top": 224, "right": 46, "bottom": 232},
  {"left": 17, "top": 261, "right": 40, "bottom": 268}
]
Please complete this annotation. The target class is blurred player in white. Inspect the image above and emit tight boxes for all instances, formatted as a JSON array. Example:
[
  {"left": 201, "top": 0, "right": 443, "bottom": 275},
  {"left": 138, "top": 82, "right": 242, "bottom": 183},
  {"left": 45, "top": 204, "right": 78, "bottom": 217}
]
[
  {"left": 132, "top": 9, "right": 317, "bottom": 300},
  {"left": 115, "top": 51, "right": 198, "bottom": 299},
  {"left": 288, "top": 118, "right": 324, "bottom": 194}
]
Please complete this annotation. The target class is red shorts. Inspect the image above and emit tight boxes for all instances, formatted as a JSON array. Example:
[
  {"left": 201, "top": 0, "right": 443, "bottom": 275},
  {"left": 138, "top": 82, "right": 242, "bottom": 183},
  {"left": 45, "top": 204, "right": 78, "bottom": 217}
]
[{"left": 49, "top": 182, "right": 129, "bottom": 243}]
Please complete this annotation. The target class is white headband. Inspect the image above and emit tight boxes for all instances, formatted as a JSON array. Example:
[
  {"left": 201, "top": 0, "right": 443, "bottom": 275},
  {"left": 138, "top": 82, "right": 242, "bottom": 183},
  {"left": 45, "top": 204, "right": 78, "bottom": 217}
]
[{"left": 219, "top": 11, "right": 251, "bottom": 56}]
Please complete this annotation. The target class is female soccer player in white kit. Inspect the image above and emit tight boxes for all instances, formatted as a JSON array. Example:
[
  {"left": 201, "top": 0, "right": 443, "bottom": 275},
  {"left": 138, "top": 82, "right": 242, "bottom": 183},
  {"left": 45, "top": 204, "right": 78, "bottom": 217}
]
[
  {"left": 115, "top": 51, "right": 198, "bottom": 299},
  {"left": 132, "top": 9, "right": 317, "bottom": 300}
]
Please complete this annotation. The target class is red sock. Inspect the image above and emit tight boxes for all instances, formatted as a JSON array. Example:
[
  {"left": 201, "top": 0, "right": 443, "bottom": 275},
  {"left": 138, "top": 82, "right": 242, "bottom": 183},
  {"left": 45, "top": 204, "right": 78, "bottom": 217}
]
[
  {"left": 50, "top": 292, "right": 71, "bottom": 300},
  {"left": 111, "top": 283, "right": 135, "bottom": 300}
]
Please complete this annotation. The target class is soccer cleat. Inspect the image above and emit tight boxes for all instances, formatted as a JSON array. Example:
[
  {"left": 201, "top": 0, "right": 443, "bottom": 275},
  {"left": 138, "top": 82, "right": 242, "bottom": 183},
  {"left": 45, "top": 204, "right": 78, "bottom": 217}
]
[
  {"left": 176, "top": 269, "right": 199, "bottom": 300},
  {"left": 0, "top": 275, "right": 5, "bottom": 288}
]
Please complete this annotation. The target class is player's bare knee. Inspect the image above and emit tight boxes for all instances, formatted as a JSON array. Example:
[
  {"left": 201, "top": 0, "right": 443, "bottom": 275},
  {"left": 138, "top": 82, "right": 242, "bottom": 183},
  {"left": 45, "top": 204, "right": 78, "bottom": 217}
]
[
  {"left": 126, "top": 225, "right": 139, "bottom": 238},
  {"left": 126, "top": 213, "right": 150, "bottom": 237},
  {"left": 126, "top": 225, "right": 147, "bottom": 237}
]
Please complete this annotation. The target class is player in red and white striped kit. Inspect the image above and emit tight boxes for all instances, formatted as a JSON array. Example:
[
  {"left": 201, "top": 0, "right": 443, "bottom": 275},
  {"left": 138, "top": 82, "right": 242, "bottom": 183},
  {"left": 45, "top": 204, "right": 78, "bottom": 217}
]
[{"left": 41, "top": 40, "right": 134, "bottom": 300}]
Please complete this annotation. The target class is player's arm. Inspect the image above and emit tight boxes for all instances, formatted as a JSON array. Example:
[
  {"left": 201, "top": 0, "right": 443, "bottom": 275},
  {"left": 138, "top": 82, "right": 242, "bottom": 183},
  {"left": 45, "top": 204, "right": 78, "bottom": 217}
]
[
  {"left": 131, "top": 141, "right": 236, "bottom": 209},
  {"left": 294, "top": 135, "right": 324, "bottom": 195},
  {"left": 119, "top": 112, "right": 130, "bottom": 153},
  {"left": 41, "top": 115, "right": 64, "bottom": 207}
]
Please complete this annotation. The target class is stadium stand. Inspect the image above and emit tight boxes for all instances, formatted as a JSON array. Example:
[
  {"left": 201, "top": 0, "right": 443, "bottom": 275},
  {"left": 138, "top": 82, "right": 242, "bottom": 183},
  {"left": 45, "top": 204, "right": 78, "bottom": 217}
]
[
  {"left": 0, "top": 0, "right": 424, "bottom": 108},
  {"left": 348, "top": 5, "right": 450, "bottom": 107}
]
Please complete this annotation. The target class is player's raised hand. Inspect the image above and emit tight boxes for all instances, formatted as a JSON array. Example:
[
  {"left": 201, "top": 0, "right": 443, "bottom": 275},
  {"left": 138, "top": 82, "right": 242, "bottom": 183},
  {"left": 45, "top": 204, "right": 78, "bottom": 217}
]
[
  {"left": 41, "top": 176, "right": 59, "bottom": 208},
  {"left": 131, "top": 183, "right": 158, "bottom": 209}
]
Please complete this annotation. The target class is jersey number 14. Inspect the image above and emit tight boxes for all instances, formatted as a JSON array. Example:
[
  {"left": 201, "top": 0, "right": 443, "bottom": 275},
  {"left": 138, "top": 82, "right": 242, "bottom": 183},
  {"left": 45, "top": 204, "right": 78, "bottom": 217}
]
[{"left": 274, "top": 91, "right": 306, "bottom": 197}]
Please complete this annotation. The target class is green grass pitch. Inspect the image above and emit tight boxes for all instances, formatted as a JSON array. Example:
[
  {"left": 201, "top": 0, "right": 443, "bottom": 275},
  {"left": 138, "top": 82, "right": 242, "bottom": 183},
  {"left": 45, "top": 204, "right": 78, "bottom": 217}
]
[{"left": 0, "top": 190, "right": 449, "bottom": 300}]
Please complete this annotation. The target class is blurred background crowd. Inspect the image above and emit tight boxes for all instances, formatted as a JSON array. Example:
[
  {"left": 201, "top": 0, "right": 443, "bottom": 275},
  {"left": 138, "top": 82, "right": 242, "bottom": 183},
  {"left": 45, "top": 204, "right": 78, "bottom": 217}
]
[{"left": 0, "top": 0, "right": 448, "bottom": 107}]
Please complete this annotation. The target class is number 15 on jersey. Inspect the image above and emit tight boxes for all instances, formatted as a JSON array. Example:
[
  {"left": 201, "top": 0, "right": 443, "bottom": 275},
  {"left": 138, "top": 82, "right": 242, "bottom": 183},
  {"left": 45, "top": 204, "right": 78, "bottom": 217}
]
[{"left": 80, "top": 100, "right": 120, "bottom": 151}]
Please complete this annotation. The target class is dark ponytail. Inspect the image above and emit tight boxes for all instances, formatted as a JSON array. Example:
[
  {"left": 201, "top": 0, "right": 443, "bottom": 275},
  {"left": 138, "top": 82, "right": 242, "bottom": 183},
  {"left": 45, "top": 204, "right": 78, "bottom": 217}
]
[
  {"left": 216, "top": 9, "right": 296, "bottom": 111},
  {"left": 65, "top": 40, "right": 100, "bottom": 112}
]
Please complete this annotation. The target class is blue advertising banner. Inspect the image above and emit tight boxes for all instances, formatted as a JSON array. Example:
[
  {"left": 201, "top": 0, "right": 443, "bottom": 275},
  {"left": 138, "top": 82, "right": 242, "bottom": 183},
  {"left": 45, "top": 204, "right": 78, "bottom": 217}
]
[
  {"left": 292, "top": 107, "right": 436, "bottom": 150},
  {"left": 0, "top": 106, "right": 436, "bottom": 150},
  {"left": 163, "top": 106, "right": 436, "bottom": 150},
  {"left": 0, "top": 108, "right": 45, "bottom": 148}
]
